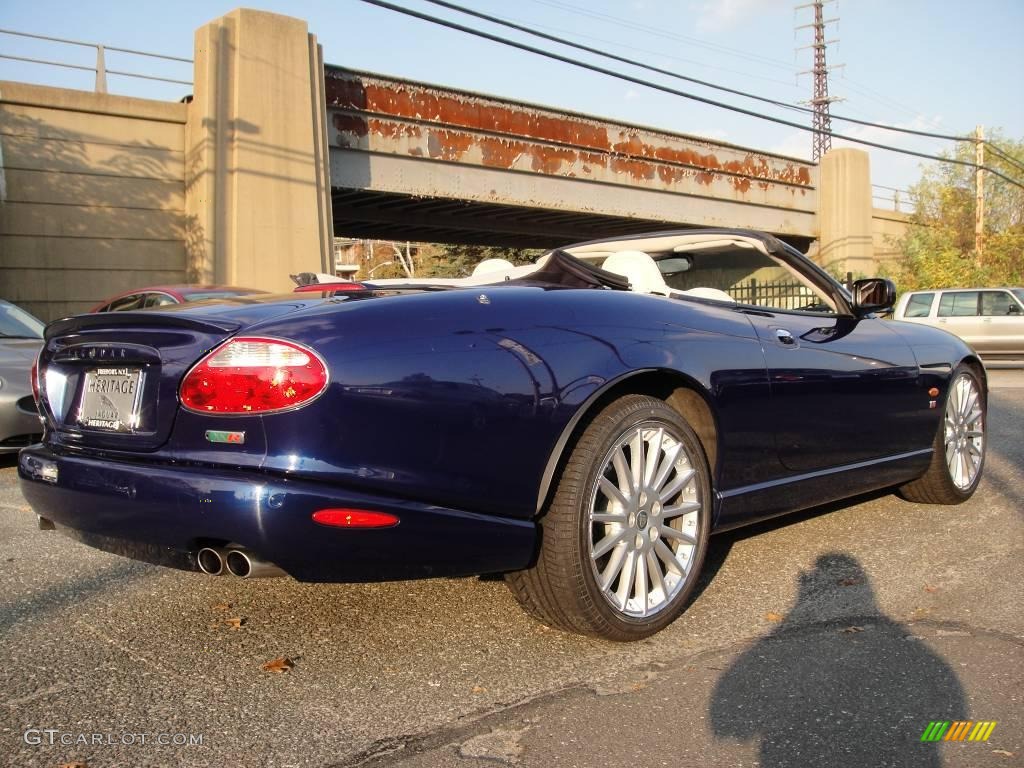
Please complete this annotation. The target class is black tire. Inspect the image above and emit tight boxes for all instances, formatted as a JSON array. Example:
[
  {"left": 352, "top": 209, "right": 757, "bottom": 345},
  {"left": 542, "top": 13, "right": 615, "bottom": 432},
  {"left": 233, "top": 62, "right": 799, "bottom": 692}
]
[
  {"left": 899, "top": 364, "right": 986, "bottom": 504},
  {"left": 506, "top": 394, "right": 711, "bottom": 641}
]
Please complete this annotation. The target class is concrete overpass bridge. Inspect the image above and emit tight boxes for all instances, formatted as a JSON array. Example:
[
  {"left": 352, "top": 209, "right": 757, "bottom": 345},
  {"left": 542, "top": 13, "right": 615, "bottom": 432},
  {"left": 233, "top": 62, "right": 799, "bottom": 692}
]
[
  {"left": 1, "top": 8, "right": 899, "bottom": 321},
  {"left": 324, "top": 67, "right": 817, "bottom": 249}
]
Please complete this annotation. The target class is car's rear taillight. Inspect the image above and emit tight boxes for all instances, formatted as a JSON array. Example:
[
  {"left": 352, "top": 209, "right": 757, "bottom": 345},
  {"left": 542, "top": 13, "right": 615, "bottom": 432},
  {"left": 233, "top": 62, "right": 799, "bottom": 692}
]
[
  {"left": 179, "top": 337, "right": 328, "bottom": 414},
  {"left": 30, "top": 353, "right": 41, "bottom": 405}
]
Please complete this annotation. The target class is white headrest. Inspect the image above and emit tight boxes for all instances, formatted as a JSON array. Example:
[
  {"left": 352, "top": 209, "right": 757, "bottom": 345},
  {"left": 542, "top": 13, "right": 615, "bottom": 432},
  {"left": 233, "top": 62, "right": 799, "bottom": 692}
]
[
  {"left": 601, "top": 250, "right": 669, "bottom": 295},
  {"left": 472, "top": 258, "right": 515, "bottom": 276}
]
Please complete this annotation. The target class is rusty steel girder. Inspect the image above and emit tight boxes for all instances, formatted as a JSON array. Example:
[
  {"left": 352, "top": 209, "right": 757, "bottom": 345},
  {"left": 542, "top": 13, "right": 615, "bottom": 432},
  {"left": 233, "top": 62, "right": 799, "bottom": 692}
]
[{"left": 325, "top": 67, "right": 817, "bottom": 235}]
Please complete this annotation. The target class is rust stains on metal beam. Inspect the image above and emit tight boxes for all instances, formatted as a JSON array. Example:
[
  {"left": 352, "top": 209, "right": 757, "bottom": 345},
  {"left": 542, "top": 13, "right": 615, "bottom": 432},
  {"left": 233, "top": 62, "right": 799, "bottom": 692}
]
[
  {"left": 332, "top": 113, "right": 809, "bottom": 198},
  {"left": 325, "top": 69, "right": 815, "bottom": 203},
  {"left": 326, "top": 73, "right": 616, "bottom": 153}
]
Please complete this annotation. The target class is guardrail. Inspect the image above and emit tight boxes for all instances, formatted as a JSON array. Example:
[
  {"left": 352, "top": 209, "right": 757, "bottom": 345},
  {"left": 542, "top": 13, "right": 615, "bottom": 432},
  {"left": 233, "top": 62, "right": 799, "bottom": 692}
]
[
  {"left": 872, "top": 183, "right": 911, "bottom": 213},
  {"left": 0, "top": 28, "right": 192, "bottom": 94}
]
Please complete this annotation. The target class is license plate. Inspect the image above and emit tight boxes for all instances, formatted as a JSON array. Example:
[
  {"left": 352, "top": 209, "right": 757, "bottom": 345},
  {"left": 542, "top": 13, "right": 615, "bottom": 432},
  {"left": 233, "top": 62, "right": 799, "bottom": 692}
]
[{"left": 77, "top": 367, "right": 144, "bottom": 432}]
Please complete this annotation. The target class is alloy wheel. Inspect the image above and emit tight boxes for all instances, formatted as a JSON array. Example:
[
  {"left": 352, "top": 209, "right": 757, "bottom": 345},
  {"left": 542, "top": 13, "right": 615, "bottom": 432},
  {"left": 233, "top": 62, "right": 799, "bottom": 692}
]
[
  {"left": 588, "top": 423, "right": 702, "bottom": 618},
  {"left": 944, "top": 372, "right": 984, "bottom": 490}
]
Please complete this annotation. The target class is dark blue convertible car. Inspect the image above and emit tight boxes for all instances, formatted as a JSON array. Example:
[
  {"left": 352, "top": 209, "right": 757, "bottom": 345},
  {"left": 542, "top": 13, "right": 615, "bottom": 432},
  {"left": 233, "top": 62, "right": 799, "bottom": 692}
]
[{"left": 19, "top": 229, "right": 986, "bottom": 640}]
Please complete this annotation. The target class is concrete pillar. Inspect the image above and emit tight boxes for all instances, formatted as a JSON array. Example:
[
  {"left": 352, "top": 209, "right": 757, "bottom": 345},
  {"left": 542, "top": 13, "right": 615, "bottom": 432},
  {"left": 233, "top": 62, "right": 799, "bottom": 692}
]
[
  {"left": 816, "top": 148, "right": 874, "bottom": 276},
  {"left": 185, "top": 9, "right": 333, "bottom": 290}
]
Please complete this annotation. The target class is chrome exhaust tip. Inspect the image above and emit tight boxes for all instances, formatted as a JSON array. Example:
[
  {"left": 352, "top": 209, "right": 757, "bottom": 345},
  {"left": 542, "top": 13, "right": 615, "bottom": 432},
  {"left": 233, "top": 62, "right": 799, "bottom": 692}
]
[
  {"left": 224, "top": 549, "right": 285, "bottom": 579},
  {"left": 197, "top": 547, "right": 227, "bottom": 575}
]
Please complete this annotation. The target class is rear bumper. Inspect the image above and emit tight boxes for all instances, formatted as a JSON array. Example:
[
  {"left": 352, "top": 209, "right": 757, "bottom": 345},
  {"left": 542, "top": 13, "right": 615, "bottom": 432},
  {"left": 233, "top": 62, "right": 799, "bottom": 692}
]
[{"left": 18, "top": 446, "right": 536, "bottom": 582}]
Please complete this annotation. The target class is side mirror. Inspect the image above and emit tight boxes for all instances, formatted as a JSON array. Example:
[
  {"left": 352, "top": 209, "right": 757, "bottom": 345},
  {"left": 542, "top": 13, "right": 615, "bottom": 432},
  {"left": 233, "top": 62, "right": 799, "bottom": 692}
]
[
  {"left": 1008, "top": 304, "right": 1022, "bottom": 316},
  {"left": 851, "top": 278, "right": 897, "bottom": 317}
]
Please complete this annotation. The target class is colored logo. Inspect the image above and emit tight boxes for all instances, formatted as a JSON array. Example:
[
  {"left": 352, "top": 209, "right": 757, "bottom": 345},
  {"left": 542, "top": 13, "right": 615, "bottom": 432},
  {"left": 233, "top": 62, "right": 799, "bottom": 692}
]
[
  {"left": 205, "top": 430, "right": 246, "bottom": 445},
  {"left": 920, "top": 721, "right": 997, "bottom": 742}
]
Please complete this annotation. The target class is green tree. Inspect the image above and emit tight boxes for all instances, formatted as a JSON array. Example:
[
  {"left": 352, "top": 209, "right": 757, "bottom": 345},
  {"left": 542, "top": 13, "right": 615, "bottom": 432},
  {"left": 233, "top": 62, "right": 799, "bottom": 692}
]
[
  {"left": 894, "top": 130, "right": 1024, "bottom": 291},
  {"left": 355, "top": 242, "right": 545, "bottom": 280},
  {"left": 419, "top": 244, "right": 544, "bottom": 278}
]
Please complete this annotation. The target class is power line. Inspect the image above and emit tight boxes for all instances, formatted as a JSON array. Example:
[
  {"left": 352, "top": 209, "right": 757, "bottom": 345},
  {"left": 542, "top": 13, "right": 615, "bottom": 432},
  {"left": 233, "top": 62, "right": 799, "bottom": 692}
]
[
  {"left": 526, "top": 0, "right": 796, "bottom": 72},
  {"left": 420, "top": 0, "right": 972, "bottom": 143},
  {"left": 501, "top": 14, "right": 804, "bottom": 90},
  {"left": 984, "top": 141, "right": 1024, "bottom": 176},
  {"left": 422, "top": 0, "right": 809, "bottom": 112},
  {"left": 529, "top": 0, "right": 951, "bottom": 132},
  {"left": 356, "top": 0, "right": 1024, "bottom": 190}
]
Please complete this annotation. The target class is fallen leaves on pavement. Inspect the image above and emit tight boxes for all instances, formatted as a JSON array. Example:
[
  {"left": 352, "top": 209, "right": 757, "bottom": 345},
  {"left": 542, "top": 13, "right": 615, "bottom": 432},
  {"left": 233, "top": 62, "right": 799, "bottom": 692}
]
[
  {"left": 841, "top": 625, "right": 864, "bottom": 634},
  {"left": 223, "top": 617, "right": 245, "bottom": 630},
  {"left": 837, "top": 576, "right": 864, "bottom": 587},
  {"left": 764, "top": 612, "right": 784, "bottom": 622},
  {"left": 262, "top": 657, "right": 294, "bottom": 674}
]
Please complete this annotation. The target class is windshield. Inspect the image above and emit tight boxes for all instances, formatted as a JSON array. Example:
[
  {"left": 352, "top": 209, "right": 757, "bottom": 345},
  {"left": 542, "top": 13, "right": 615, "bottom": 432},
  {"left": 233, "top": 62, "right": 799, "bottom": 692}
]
[
  {"left": 0, "top": 302, "right": 44, "bottom": 338},
  {"left": 657, "top": 245, "right": 835, "bottom": 313}
]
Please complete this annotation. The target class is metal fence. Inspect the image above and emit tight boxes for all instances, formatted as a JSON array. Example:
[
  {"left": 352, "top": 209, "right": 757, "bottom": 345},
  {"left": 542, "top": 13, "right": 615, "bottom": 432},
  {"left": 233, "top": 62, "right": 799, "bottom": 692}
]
[
  {"left": 0, "top": 28, "right": 192, "bottom": 94},
  {"left": 727, "top": 277, "right": 820, "bottom": 310},
  {"left": 872, "top": 183, "right": 911, "bottom": 213}
]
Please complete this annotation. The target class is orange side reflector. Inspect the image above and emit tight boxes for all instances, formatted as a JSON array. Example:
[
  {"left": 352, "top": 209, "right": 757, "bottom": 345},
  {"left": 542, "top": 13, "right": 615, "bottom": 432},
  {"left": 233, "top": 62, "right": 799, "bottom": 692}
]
[{"left": 312, "top": 508, "right": 400, "bottom": 528}]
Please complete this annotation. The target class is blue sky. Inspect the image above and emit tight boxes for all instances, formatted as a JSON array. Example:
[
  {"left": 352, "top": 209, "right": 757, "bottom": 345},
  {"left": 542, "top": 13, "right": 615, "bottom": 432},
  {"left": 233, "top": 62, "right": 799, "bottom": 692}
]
[{"left": 2, "top": 0, "right": 1021, "bottom": 199}]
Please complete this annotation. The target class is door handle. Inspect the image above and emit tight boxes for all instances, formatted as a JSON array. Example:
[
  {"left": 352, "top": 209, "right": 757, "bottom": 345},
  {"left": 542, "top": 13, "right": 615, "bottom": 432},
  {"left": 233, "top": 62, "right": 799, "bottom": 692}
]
[{"left": 776, "top": 328, "right": 796, "bottom": 345}]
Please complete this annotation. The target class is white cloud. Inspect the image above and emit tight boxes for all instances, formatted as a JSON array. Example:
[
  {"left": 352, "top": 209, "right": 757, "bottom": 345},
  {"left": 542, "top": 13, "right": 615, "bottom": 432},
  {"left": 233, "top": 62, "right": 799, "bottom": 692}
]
[
  {"left": 689, "top": 0, "right": 787, "bottom": 33},
  {"left": 693, "top": 128, "right": 730, "bottom": 142},
  {"left": 767, "top": 114, "right": 948, "bottom": 196},
  {"left": 767, "top": 131, "right": 811, "bottom": 161}
]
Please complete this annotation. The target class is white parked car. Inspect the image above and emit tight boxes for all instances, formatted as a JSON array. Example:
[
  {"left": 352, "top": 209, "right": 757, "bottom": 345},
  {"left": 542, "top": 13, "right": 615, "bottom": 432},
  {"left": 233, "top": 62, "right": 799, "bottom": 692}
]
[{"left": 893, "top": 287, "right": 1024, "bottom": 360}]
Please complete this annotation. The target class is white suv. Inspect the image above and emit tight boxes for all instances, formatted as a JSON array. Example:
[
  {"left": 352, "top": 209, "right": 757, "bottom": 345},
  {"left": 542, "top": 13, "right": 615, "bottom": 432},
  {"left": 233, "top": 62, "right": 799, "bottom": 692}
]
[{"left": 893, "top": 287, "right": 1024, "bottom": 360}]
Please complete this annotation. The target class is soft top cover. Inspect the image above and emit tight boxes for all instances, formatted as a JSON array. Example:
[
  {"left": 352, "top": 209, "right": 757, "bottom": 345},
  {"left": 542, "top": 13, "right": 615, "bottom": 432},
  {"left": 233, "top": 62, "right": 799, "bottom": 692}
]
[{"left": 504, "top": 249, "right": 631, "bottom": 291}]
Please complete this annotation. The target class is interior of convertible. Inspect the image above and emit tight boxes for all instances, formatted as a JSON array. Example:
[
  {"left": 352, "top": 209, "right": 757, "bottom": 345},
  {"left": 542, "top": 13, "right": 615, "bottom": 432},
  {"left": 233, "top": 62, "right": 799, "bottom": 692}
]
[{"left": 375, "top": 233, "right": 840, "bottom": 315}]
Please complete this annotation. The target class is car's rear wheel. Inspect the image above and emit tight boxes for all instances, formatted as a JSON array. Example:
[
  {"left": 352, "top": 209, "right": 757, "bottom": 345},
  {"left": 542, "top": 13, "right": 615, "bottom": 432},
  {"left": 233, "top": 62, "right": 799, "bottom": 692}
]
[
  {"left": 506, "top": 394, "right": 711, "bottom": 640},
  {"left": 899, "top": 364, "right": 986, "bottom": 504}
]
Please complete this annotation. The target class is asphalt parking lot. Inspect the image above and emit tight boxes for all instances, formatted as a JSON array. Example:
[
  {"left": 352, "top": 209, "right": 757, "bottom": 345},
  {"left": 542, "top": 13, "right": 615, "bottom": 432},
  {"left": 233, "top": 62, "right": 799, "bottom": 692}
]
[{"left": 1, "top": 370, "right": 1021, "bottom": 768}]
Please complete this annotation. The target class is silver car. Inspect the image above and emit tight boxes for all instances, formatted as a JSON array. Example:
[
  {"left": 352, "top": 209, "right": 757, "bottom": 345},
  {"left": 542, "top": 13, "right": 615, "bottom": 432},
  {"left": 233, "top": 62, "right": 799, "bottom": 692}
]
[
  {"left": 893, "top": 287, "right": 1024, "bottom": 361},
  {"left": 0, "top": 300, "right": 44, "bottom": 454}
]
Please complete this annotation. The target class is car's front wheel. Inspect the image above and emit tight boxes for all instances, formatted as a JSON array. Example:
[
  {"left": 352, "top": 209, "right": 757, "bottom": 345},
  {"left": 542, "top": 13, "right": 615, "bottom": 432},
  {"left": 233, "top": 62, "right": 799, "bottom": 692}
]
[
  {"left": 506, "top": 394, "right": 711, "bottom": 640},
  {"left": 899, "top": 364, "right": 986, "bottom": 504}
]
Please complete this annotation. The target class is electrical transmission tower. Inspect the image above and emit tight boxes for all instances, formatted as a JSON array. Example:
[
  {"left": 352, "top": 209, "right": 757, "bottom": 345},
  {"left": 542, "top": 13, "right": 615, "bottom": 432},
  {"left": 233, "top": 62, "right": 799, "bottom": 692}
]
[{"left": 796, "top": 1, "right": 843, "bottom": 161}]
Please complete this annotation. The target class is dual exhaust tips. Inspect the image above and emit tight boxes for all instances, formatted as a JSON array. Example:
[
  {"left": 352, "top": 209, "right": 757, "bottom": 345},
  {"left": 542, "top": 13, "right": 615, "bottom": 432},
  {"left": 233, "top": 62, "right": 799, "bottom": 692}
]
[{"left": 197, "top": 547, "right": 284, "bottom": 579}]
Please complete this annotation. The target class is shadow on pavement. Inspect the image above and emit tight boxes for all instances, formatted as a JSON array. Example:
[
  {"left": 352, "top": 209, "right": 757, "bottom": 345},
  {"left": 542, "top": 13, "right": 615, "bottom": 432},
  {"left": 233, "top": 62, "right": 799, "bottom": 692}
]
[
  {"left": 710, "top": 553, "right": 965, "bottom": 768},
  {"left": 0, "top": 559, "right": 149, "bottom": 636},
  {"left": 690, "top": 487, "right": 893, "bottom": 606}
]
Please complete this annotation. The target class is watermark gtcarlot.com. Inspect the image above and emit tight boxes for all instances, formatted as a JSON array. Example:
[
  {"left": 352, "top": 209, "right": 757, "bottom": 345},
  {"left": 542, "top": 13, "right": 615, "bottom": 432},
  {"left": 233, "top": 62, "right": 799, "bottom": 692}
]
[{"left": 24, "top": 729, "right": 204, "bottom": 747}]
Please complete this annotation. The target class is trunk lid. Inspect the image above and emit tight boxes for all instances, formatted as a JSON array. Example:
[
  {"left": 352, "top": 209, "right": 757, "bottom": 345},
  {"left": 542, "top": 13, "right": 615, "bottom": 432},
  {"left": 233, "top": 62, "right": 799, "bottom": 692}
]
[{"left": 39, "top": 298, "right": 316, "bottom": 453}]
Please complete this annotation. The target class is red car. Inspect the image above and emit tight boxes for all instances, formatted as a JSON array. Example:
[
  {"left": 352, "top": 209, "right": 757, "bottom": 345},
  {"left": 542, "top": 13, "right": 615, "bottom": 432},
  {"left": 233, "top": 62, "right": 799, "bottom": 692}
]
[
  {"left": 90, "top": 285, "right": 267, "bottom": 312},
  {"left": 290, "top": 272, "right": 367, "bottom": 293},
  {"left": 292, "top": 282, "right": 367, "bottom": 293}
]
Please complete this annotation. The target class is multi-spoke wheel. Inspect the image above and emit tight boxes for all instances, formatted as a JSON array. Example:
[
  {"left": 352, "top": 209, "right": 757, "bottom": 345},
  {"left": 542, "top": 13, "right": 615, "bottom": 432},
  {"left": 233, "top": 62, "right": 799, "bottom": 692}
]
[
  {"left": 506, "top": 394, "right": 711, "bottom": 640},
  {"left": 589, "top": 424, "right": 701, "bottom": 618},
  {"left": 900, "top": 365, "right": 986, "bottom": 504},
  {"left": 943, "top": 372, "right": 984, "bottom": 490}
]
